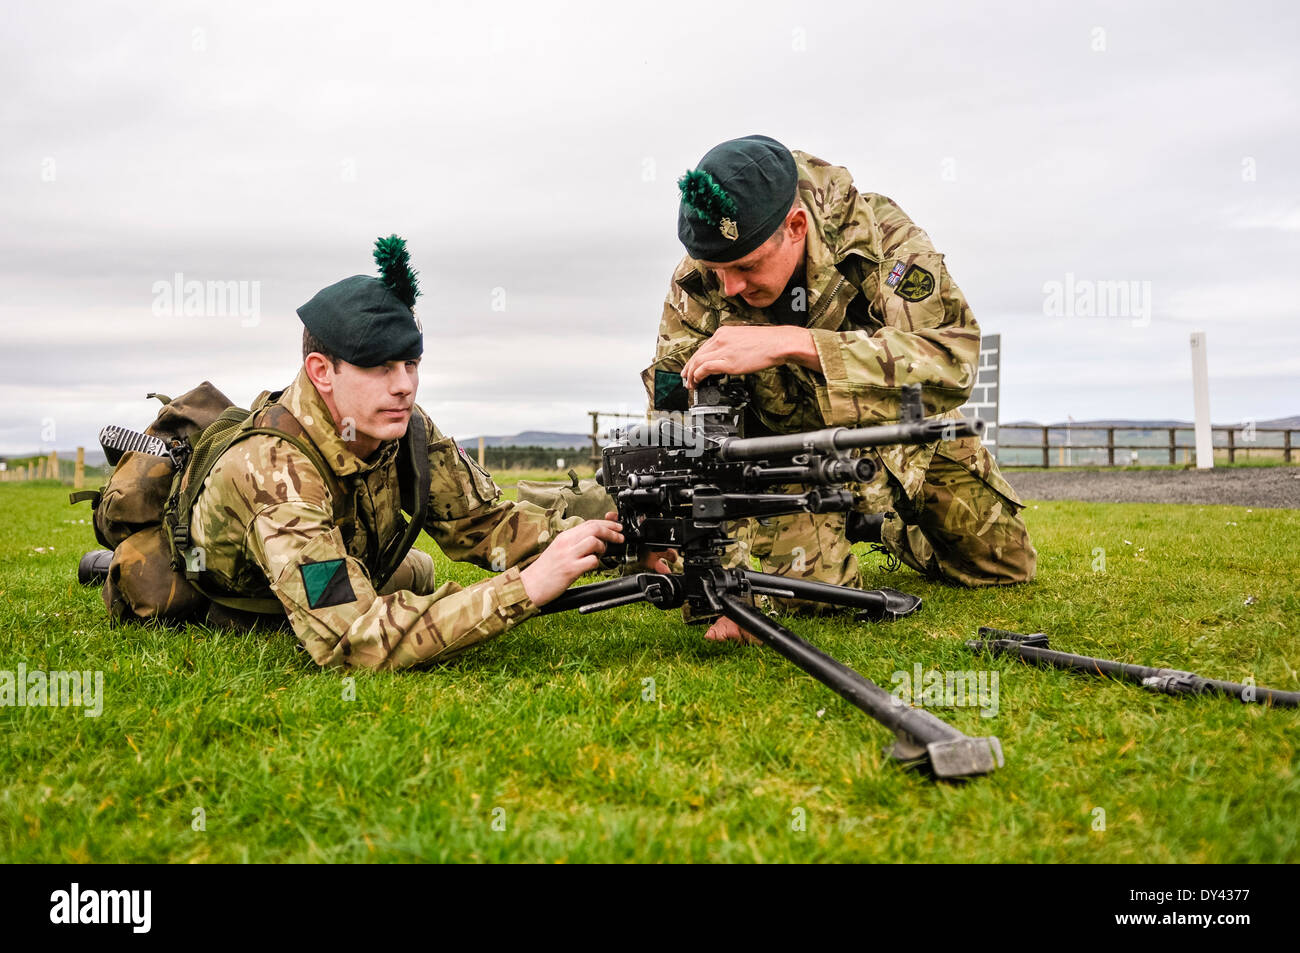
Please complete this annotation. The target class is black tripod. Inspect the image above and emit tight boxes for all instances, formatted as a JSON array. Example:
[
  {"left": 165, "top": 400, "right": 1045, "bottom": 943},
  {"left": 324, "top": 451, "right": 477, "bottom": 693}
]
[{"left": 541, "top": 551, "right": 1004, "bottom": 779}]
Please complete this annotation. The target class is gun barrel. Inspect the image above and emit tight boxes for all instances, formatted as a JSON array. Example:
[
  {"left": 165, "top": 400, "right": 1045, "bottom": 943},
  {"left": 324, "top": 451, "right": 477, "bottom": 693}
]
[{"left": 719, "top": 417, "right": 984, "bottom": 462}]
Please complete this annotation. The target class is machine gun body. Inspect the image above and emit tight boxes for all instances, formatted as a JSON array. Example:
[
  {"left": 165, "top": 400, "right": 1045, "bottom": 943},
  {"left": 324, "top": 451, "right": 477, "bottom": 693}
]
[{"left": 599, "top": 379, "right": 982, "bottom": 570}]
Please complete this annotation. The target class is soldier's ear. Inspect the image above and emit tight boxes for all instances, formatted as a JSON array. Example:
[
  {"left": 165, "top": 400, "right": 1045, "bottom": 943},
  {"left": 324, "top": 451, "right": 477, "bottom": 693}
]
[
  {"left": 304, "top": 353, "right": 335, "bottom": 394},
  {"left": 786, "top": 206, "right": 809, "bottom": 243}
]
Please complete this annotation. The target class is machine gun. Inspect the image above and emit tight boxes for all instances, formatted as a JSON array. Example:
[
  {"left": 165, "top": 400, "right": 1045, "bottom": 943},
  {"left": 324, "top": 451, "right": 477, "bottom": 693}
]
[{"left": 540, "top": 378, "right": 1005, "bottom": 779}]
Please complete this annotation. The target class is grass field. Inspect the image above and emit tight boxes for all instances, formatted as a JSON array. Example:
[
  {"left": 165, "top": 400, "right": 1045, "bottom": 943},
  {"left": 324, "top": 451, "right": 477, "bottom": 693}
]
[{"left": 1, "top": 480, "right": 1297, "bottom": 863}]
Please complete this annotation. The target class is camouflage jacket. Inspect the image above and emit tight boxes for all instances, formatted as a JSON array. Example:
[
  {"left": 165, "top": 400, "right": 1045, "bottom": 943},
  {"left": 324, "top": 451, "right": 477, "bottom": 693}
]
[
  {"left": 643, "top": 150, "right": 1017, "bottom": 505},
  {"left": 190, "top": 368, "right": 577, "bottom": 670}
]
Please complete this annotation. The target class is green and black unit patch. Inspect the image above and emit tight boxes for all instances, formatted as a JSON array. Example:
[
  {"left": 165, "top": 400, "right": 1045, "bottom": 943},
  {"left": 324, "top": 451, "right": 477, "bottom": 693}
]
[
  {"left": 299, "top": 558, "right": 356, "bottom": 610},
  {"left": 654, "top": 368, "right": 689, "bottom": 412},
  {"left": 894, "top": 264, "right": 935, "bottom": 302}
]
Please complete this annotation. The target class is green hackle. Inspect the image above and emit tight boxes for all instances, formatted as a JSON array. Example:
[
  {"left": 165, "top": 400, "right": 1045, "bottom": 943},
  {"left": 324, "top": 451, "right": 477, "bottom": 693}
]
[
  {"left": 373, "top": 235, "right": 421, "bottom": 309},
  {"left": 677, "top": 169, "right": 738, "bottom": 226}
]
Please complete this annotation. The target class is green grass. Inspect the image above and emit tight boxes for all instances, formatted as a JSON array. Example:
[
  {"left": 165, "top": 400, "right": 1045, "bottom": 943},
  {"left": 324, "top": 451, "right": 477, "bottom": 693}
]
[{"left": 1, "top": 483, "right": 1297, "bottom": 863}]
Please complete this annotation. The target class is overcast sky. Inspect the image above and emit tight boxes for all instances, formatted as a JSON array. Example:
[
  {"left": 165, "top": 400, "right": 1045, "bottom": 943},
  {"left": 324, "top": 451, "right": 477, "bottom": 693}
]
[{"left": 2, "top": 0, "right": 1297, "bottom": 454}]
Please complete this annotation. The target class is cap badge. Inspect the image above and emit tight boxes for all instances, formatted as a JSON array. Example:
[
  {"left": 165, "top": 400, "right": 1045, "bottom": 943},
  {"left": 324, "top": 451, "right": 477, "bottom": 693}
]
[{"left": 719, "top": 217, "right": 739, "bottom": 241}]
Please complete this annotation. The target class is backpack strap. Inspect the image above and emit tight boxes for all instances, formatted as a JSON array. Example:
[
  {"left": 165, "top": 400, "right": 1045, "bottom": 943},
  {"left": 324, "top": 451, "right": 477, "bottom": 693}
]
[
  {"left": 239, "top": 394, "right": 353, "bottom": 539},
  {"left": 373, "top": 408, "right": 430, "bottom": 589},
  {"left": 171, "top": 411, "right": 345, "bottom": 618},
  {"left": 164, "top": 405, "right": 261, "bottom": 568},
  {"left": 165, "top": 390, "right": 431, "bottom": 613},
  {"left": 161, "top": 391, "right": 339, "bottom": 615}
]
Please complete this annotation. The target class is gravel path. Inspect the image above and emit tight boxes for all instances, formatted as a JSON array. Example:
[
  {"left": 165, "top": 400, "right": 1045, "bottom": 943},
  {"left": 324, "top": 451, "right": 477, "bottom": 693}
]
[{"left": 1005, "top": 467, "right": 1300, "bottom": 509}]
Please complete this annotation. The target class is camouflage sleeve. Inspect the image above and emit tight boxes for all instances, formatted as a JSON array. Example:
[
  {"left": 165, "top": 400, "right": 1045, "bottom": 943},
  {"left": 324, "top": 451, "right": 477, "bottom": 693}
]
[
  {"left": 418, "top": 411, "right": 582, "bottom": 572},
  {"left": 808, "top": 196, "right": 980, "bottom": 424},
  {"left": 225, "top": 438, "right": 539, "bottom": 671},
  {"left": 640, "top": 261, "right": 715, "bottom": 406}
]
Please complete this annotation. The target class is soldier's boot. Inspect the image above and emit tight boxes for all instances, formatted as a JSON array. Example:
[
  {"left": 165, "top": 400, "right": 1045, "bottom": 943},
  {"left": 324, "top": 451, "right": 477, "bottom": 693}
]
[{"left": 78, "top": 549, "right": 114, "bottom": 586}]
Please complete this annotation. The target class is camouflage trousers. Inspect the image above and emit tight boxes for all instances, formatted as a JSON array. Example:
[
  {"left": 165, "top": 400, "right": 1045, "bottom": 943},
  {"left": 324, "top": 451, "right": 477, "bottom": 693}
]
[
  {"left": 378, "top": 547, "right": 437, "bottom": 596},
  {"left": 723, "top": 446, "right": 1036, "bottom": 612}
]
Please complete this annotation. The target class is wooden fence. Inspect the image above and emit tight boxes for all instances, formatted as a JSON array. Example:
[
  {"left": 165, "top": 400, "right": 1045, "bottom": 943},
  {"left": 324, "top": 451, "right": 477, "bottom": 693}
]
[
  {"left": 997, "top": 426, "right": 1297, "bottom": 467},
  {"left": 0, "top": 448, "right": 110, "bottom": 486}
]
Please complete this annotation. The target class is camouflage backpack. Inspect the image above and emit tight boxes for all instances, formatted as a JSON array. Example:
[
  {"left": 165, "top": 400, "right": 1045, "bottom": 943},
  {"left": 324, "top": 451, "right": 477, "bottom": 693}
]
[
  {"left": 72, "top": 381, "right": 429, "bottom": 624},
  {"left": 516, "top": 468, "right": 614, "bottom": 523}
]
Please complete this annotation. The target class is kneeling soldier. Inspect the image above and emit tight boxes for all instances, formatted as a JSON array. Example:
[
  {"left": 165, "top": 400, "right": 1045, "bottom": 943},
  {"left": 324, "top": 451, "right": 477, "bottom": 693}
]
[{"left": 644, "top": 136, "right": 1037, "bottom": 642}]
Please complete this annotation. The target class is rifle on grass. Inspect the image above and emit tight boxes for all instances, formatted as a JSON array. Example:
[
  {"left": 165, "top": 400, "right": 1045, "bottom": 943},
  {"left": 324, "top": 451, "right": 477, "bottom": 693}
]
[{"left": 970, "top": 627, "right": 1300, "bottom": 707}]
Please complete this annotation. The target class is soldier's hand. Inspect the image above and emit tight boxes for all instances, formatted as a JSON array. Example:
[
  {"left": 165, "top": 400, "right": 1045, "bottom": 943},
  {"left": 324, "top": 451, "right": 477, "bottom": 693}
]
[
  {"left": 637, "top": 542, "right": 675, "bottom": 574},
  {"left": 703, "top": 615, "right": 763, "bottom": 646},
  {"left": 641, "top": 550, "right": 674, "bottom": 574},
  {"left": 680, "top": 326, "right": 820, "bottom": 388},
  {"left": 596, "top": 510, "right": 672, "bottom": 574},
  {"left": 520, "top": 519, "right": 624, "bottom": 607}
]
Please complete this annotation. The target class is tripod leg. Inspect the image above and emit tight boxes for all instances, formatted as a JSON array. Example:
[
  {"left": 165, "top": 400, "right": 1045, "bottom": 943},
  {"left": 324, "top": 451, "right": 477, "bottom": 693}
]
[
  {"left": 719, "top": 595, "right": 1002, "bottom": 778},
  {"left": 538, "top": 573, "right": 681, "bottom": 615},
  {"left": 741, "top": 570, "right": 921, "bottom": 620}
]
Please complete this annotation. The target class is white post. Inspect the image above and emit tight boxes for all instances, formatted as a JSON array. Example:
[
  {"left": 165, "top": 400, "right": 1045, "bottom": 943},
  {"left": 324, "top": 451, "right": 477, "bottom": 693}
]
[{"left": 1190, "top": 332, "right": 1213, "bottom": 470}]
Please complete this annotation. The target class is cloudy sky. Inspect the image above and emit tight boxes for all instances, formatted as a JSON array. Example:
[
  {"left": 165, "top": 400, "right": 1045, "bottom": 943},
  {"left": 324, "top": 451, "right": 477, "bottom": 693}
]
[{"left": 2, "top": 0, "right": 1297, "bottom": 454}]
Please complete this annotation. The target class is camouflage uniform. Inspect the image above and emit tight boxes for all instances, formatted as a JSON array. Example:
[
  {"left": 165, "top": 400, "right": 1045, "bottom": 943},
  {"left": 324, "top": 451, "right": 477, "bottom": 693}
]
[
  {"left": 643, "top": 150, "right": 1036, "bottom": 596},
  {"left": 190, "top": 368, "right": 578, "bottom": 670}
]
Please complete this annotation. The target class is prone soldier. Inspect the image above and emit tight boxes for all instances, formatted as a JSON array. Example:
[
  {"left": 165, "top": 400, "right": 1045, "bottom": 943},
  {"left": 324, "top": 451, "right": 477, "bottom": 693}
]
[{"left": 187, "top": 247, "right": 646, "bottom": 670}]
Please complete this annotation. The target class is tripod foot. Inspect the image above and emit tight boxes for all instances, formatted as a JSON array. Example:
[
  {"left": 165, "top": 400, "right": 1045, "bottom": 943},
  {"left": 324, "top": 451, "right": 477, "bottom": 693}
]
[
  {"left": 888, "top": 732, "right": 1004, "bottom": 778},
  {"left": 853, "top": 587, "right": 921, "bottom": 622}
]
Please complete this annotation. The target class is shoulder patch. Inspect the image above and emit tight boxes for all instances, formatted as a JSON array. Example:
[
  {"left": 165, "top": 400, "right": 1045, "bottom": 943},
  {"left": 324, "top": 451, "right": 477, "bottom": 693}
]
[
  {"left": 894, "top": 264, "right": 935, "bottom": 302},
  {"left": 885, "top": 261, "right": 907, "bottom": 287},
  {"left": 299, "top": 558, "right": 356, "bottom": 609},
  {"left": 654, "top": 368, "right": 689, "bottom": 412}
]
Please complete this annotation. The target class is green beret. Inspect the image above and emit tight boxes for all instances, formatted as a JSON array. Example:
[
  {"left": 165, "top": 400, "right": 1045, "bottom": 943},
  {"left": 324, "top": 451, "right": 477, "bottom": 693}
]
[
  {"left": 677, "top": 135, "right": 798, "bottom": 263},
  {"left": 296, "top": 275, "right": 423, "bottom": 367}
]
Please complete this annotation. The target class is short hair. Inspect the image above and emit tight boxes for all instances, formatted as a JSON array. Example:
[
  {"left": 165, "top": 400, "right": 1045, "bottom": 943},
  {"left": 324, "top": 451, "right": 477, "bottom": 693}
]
[
  {"left": 767, "top": 198, "right": 803, "bottom": 249},
  {"left": 302, "top": 328, "right": 341, "bottom": 370}
]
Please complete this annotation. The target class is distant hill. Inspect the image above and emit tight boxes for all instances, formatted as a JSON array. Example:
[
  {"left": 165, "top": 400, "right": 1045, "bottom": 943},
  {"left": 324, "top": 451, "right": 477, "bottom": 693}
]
[
  {"left": 1259, "top": 415, "right": 1300, "bottom": 430},
  {"left": 460, "top": 431, "right": 589, "bottom": 449}
]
